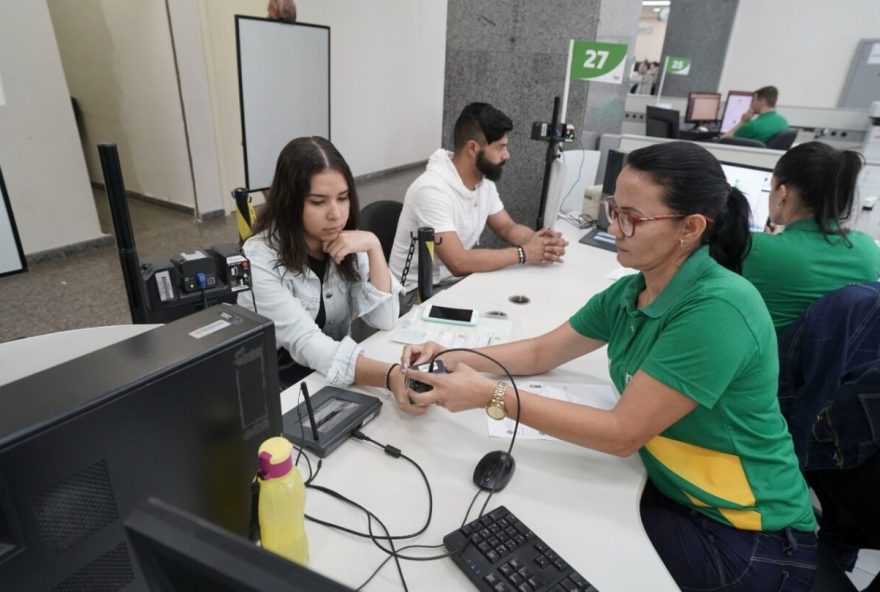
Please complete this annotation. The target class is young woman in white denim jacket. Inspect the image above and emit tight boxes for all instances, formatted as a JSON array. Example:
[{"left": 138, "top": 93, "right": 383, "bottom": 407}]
[{"left": 238, "top": 137, "right": 421, "bottom": 413}]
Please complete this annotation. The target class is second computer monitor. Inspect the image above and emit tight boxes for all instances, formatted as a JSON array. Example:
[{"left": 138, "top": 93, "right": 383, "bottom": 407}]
[
  {"left": 720, "top": 90, "right": 755, "bottom": 133},
  {"left": 720, "top": 161, "right": 772, "bottom": 232},
  {"left": 685, "top": 92, "right": 721, "bottom": 124},
  {"left": 645, "top": 106, "right": 680, "bottom": 139}
]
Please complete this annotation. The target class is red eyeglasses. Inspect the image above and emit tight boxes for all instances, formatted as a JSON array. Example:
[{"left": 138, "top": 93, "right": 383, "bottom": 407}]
[{"left": 604, "top": 199, "right": 712, "bottom": 237}]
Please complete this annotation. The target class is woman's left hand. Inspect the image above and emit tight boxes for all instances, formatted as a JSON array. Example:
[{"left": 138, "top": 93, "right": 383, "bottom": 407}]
[
  {"left": 406, "top": 361, "right": 495, "bottom": 412},
  {"left": 323, "top": 230, "right": 380, "bottom": 264},
  {"left": 387, "top": 367, "right": 429, "bottom": 415}
]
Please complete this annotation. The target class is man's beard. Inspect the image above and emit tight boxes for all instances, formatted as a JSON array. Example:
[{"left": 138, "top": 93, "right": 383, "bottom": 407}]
[{"left": 476, "top": 150, "right": 505, "bottom": 182}]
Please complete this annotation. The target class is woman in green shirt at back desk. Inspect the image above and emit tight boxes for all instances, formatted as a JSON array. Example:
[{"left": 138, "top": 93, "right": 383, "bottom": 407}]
[
  {"left": 742, "top": 141, "right": 880, "bottom": 333},
  {"left": 400, "top": 142, "right": 818, "bottom": 591}
]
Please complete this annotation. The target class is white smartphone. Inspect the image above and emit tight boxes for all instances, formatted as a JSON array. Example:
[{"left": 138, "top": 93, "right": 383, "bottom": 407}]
[{"left": 422, "top": 304, "right": 479, "bottom": 326}]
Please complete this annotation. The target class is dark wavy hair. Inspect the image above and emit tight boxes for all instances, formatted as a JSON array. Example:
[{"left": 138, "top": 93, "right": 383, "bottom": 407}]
[
  {"left": 626, "top": 141, "right": 752, "bottom": 274},
  {"left": 772, "top": 141, "right": 863, "bottom": 244},
  {"left": 250, "top": 137, "right": 360, "bottom": 282}
]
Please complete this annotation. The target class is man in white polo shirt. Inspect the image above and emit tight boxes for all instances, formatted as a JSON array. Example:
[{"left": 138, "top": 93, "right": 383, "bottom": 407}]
[{"left": 389, "top": 102, "right": 568, "bottom": 292}]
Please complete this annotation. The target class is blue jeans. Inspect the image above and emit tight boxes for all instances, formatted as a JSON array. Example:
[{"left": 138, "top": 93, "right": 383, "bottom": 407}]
[{"left": 640, "top": 481, "right": 817, "bottom": 591}]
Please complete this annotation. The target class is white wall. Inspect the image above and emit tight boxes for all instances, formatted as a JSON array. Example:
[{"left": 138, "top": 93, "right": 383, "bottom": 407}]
[
  {"left": 0, "top": 2, "right": 103, "bottom": 255},
  {"left": 47, "top": 0, "right": 196, "bottom": 209},
  {"left": 634, "top": 16, "right": 667, "bottom": 62},
  {"left": 198, "top": 0, "right": 447, "bottom": 209},
  {"left": 719, "top": 0, "right": 880, "bottom": 108}
]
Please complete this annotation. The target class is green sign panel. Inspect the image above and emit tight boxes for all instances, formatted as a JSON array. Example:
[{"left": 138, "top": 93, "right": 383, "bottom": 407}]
[
  {"left": 569, "top": 40, "right": 628, "bottom": 84},
  {"left": 666, "top": 56, "right": 692, "bottom": 75}
]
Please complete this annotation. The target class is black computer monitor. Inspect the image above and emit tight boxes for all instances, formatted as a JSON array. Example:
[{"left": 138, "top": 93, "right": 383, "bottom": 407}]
[
  {"left": 645, "top": 106, "right": 680, "bottom": 139},
  {"left": 720, "top": 90, "right": 755, "bottom": 133},
  {"left": 685, "top": 92, "right": 722, "bottom": 125},
  {"left": 126, "top": 497, "right": 354, "bottom": 591},
  {"left": 0, "top": 304, "right": 281, "bottom": 591}
]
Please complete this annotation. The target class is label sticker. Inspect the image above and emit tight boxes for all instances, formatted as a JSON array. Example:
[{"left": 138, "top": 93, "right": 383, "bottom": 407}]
[
  {"left": 155, "top": 270, "right": 175, "bottom": 302},
  {"left": 189, "top": 319, "right": 231, "bottom": 339}
]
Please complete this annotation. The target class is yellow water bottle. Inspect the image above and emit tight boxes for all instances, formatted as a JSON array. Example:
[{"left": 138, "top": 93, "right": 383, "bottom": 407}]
[{"left": 257, "top": 436, "right": 309, "bottom": 564}]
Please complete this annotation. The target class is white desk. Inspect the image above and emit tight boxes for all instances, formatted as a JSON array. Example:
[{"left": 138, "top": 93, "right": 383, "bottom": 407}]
[
  {"left": 291, "top": 221, "right": 678, "bottom": 591},
  {"left": 0, "top": 324, "right": 158, "bottom": 386}
]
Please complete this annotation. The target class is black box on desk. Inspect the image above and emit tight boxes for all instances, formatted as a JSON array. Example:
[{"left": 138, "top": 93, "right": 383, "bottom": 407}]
[{"left": 0, "top": 304, "right": 280, "bottom": 591}]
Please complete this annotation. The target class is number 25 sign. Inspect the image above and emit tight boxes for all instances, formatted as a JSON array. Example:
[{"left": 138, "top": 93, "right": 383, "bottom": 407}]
[{"left": 569, "top": 40, "right": 628, "bottom": 84}]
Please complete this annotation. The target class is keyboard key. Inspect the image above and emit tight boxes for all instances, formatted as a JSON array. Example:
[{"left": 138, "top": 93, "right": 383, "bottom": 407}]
[
  {"left": 499, "top": 563, "right": 514, "bottom": 577},
  {"left": 486, "top": 550, "right": 499, "bottom": 563},
  {"left": 527, "top": 576, "right": 543, "bottom": 588},
  {"left": 494, "top": 583, "right": 513, "bottom": 592},
  {"left": 560, "top": 577, "right": 579, "bottom": 591},
  {"left": 517, "top": 583, "right": 534, "bottom": 592},
  {"left": 534, "top": 555, "right": 549, "bottom": 568},
  {"left": 570, "top": 573, "right": 590, "bottom": 587},
  {"left": 461, "top": 523, "right": 474, "bottom": 536},
  {"left": 553, "top": 558, "right": 568, "bottom": 571},
  {"left": 509, "top": 573, "right": 523, "bottom": 586},
  {"left": 485, "top": 572, "right": 501, "bottom": 586},
  {"left": 535, "top": 542, "right": 548, "bottom": 553},
  {"left": 518, "top": 566, "right": 534, "bottom": 579}
]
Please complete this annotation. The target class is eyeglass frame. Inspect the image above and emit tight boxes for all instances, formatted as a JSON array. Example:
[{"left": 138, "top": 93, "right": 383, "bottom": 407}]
[{"left": 604, "top": 198, "right": 713, "bottom": 238}]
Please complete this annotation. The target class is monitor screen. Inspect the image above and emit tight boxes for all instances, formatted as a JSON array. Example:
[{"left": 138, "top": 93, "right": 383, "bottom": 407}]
[
  {"left": 126, "top": 497, "right": 354, "bottom": 592},
  {"left": 720, "top": 91, "right": 754, "bottom": 133},
  {"left": 685, "top": 92, "right": 721, "bottom": 124},
  {"left": 645, "top": 106, "right": 680, "bottom": 139},
  {"left": 720, "top": 162, "right": 773, "bottom": 232}
]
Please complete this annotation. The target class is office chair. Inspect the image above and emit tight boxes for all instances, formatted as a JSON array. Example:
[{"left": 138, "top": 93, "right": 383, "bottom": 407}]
[
  {"left": 359, "top": 200, "right": 403, "bottom": 261},
  {"left": 718, "top": 137, "right": 767, "bottom": 148},
  {"left": 766, "top": 127, "right": 798, "bottom": 151}
]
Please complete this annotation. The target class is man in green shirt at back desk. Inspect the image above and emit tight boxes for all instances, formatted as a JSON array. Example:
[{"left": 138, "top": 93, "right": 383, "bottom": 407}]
[{"left": 722, "top": 85, "right": 789, "bottom": 144}]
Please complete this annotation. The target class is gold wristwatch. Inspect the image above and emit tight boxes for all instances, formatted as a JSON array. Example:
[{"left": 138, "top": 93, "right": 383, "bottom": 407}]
[{"left": 486, "top": 382, "right": 508, "bottom": 420}]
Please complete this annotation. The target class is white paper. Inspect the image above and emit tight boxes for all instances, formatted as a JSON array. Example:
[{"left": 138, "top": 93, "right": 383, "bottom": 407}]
[
  {"left": 393, "top": 310, "right": 512, "bottom": 348},
  {"left": 487, "top": 382, "right": 618, "bottom": 440}
]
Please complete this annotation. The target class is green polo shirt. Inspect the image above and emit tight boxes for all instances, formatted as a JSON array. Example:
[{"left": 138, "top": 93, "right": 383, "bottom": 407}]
[
  {"left": 743, "top": 219, "right": 880, "bottom": 332},
  {"left": 570, "top": 247, "right": 815, "bottom": 532},
  {"left": 735, "top": 110, "right": 789, "bottom": 143}
]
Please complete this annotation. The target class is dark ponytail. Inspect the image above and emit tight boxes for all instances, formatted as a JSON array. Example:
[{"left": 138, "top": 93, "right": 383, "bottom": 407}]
[
  {"left": 703, "top": 188, "right": 752, "bottom": 274},
  {"left": 773, "top": 141, "right": 863, "bottom": 242},
  {"left": 626, "top": 141, "right": 752, "bottom": 273}
]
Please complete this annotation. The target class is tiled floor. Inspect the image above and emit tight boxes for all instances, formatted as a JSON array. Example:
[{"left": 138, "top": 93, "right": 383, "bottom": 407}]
[{"left": 0, "top": 166, "right": 421, "bottom": 343}]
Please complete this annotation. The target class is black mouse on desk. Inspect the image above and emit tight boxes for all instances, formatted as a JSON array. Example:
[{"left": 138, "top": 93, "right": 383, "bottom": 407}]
[{"left": 473, "top": 450, "right": 516, "bottom": 491}]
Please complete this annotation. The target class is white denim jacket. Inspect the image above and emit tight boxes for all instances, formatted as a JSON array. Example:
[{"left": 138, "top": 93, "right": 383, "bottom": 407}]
[{"left": 238, "top": 233, "right": 402, "bottom": 385}]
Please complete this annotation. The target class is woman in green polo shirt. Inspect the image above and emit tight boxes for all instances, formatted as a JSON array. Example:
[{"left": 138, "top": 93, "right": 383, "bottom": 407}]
[
  {"left": 401, "top": 141, "right": 818, "bottom": 591},
  {"left": 742, "top": 141, "right": 880, "bottom": 333}
]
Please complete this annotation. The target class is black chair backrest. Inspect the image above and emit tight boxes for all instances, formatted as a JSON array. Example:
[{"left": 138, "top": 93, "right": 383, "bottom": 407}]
[
  {"left": 765, "top": 127, "right": 798, "bottom": 150},
  {"left": 359, "top": 200, "right": 403, "bottom": 261},
  {"left": 719, "top": 137, "right": 766, "bottom": 148}
]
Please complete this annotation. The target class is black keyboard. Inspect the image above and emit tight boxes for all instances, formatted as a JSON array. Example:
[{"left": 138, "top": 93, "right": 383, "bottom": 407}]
[{"left": 443, "top": 506, "right": 598, "bottom": 592}]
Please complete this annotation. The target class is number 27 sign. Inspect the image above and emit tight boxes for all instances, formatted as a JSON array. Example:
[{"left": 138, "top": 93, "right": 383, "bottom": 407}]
[{"left": 569, "top": 40, "right": 628, "bottom": 84}]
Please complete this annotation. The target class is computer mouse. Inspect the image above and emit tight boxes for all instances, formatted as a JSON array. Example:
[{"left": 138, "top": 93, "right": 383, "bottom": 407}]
[{"left": 473, "top": 451, "right": 516, "bottom": 491}]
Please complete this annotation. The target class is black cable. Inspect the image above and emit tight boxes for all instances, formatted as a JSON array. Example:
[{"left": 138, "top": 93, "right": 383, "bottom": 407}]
[
  {"left": 431, "top": 348, "right": 522, "bottom": 468},
  {"left": 356, "top": 543, "right": 446, "bottom": 591},
  {"left": 461, "top": 487, "right": 488, "bottom": 527}
]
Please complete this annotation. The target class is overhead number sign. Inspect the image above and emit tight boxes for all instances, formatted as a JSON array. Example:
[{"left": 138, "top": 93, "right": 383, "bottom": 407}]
[{"left": 569, "top": 40, "right": 628, "bottom": 84}]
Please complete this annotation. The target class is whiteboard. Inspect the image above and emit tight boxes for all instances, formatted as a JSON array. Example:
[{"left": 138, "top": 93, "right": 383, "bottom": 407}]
[
  {"left": 236, "top": 17, "right": 330, "bottom": 191},
  {"left": 0, "top": 165, "right": 27, "bottom": 277}
]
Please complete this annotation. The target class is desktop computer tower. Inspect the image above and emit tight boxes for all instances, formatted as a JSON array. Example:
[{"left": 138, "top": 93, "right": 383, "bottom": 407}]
[{"left": 0, "top": 304, "right": 281, "bottom": 591}]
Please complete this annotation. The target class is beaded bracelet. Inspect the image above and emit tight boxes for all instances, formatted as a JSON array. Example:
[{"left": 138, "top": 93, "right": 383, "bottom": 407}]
[{"left": 516, "top": 245, "right": 526, "bottom": 265}]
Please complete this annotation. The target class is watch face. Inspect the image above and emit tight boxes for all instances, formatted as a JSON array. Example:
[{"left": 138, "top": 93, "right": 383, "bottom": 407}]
[{"left": 486, "top": 403, "right": 506, "bottom": 420}]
